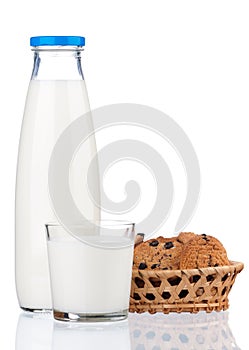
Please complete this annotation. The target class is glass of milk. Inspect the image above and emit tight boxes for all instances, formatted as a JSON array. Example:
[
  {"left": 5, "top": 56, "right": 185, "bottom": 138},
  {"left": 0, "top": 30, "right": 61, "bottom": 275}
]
[{"left": 46, "top": 221, "right": 135, "bottom": 322}]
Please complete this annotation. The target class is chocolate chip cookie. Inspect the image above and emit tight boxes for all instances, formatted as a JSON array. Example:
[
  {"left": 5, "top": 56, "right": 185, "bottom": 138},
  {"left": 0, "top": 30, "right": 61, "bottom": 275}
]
[
  {"left": 133, "top": 236, "right": 183, "bottom": 270},
  {"left": 179, "top": 234, "right": 230, "bottom": 269}
]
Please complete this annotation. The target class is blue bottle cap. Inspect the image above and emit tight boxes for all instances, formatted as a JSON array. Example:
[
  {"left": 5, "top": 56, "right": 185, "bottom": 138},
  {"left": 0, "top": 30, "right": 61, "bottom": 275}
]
[{"left": 30, "top": 36, "right": 85, "bottom": 47}]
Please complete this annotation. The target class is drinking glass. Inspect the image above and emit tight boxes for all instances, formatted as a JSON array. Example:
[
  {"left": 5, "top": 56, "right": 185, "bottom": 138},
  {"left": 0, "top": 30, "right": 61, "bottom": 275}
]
[{"left": 46, "top": 221, "right": 135, "bottom": 322}]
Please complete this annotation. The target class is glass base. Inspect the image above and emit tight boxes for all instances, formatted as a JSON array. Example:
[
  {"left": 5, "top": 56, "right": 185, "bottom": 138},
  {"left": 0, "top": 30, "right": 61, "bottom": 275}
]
[
  {"left": 21, "top": 306, "right": 52, "bottom": 313},
  {"left": 53, "top": 309, "right": 128, "bottom": 322}
]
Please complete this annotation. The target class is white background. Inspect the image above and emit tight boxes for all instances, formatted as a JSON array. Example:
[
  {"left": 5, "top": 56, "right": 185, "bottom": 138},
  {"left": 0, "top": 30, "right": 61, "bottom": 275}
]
[{"left": 1, "top": 0, "right": 249, "bottom": 348}]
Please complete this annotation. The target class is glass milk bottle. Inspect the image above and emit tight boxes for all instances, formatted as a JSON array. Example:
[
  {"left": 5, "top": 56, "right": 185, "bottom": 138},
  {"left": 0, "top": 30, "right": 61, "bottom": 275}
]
[{"left": 15, "top": 36, "right": 99, "bottom": 311}]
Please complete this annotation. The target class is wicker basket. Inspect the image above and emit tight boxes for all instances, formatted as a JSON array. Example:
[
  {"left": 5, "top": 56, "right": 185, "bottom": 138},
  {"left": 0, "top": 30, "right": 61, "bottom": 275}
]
[{"left": 129, "top": 261, "right": 243, "bottom": 314}]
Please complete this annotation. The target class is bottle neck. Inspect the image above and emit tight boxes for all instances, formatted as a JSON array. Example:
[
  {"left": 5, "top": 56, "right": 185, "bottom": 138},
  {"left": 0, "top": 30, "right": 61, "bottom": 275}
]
[{"left": 31, "top": 47, "right": 84, "bottom": 81}]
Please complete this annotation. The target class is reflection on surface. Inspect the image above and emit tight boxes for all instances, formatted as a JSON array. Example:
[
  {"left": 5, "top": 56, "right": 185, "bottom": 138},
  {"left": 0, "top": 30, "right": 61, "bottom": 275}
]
[
  {"left": 15, "top": 312, "right": 131, "bottom": 350},
  {"left": 51, "top": 319, "right": 131, "bottom": 349},
  {"left": 129, "top": 311, "right": 241, "bottom": 350},
  {"left": 15, "top": 312, "right": 54, "bottom": 350},
  {"left": 16, "top": 311, "right": 241, "bottom": 350}
]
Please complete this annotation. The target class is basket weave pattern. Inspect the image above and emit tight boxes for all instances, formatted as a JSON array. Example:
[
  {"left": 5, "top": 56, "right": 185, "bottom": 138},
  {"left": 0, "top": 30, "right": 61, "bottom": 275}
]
[{"left": 129, "top": 261, "right": 243, "bottom": 314}]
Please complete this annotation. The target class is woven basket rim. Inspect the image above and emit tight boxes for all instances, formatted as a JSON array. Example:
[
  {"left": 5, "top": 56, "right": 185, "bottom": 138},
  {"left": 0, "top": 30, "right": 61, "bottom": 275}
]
[{"left": 132, "top": 260, "right": 244, "bottom": 275}]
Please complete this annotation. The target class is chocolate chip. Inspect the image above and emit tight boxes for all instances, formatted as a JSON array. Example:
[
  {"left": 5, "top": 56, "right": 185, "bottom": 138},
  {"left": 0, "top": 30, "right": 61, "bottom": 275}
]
[
  {"left": 149, "top": 240, "right": 159, "bottom": 247},
  {"left": 201, "top": 234, "right": 208, "bottom": 241},
  {"left": 164, "top": 242, "right": 174, "bottom": 249},
  {"left": 162, "top": 267, "right": 169, "bottom": 270},
  {"left": 151, "top": 264, "right": 159, "bottom": 269},
  {"left": 138, "top": 262, "right": 147, "bottom": 270}
]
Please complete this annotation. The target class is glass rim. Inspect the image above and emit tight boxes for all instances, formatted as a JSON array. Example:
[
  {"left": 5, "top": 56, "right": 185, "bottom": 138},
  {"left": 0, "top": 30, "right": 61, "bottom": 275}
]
[
  {"left": 45, "top": 220, "right": 135, "bottom": 228},
  {"left": 45, "top": 220, "right": 136, "bottom": 249}
]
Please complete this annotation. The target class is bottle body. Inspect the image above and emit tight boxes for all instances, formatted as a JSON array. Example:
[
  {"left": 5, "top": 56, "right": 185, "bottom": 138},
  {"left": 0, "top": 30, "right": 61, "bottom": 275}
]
[{"left": 15, "top": 40, "right": 99, "bottom": 310}]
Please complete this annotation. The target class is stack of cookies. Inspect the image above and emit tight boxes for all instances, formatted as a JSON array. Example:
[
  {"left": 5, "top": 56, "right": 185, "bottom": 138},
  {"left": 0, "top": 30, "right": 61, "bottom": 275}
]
[{"left": 133, "top": 232, "right": 230, "bottom": 270}]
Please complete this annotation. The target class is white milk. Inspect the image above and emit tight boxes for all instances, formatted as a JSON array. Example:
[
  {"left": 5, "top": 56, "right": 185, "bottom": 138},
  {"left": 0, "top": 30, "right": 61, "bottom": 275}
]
[
  {"left": 15, "top": 80, "right": 99, "bottom": 310},
  {"left": 47, "top": 235, "right": 134, "bottom": 314}
]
